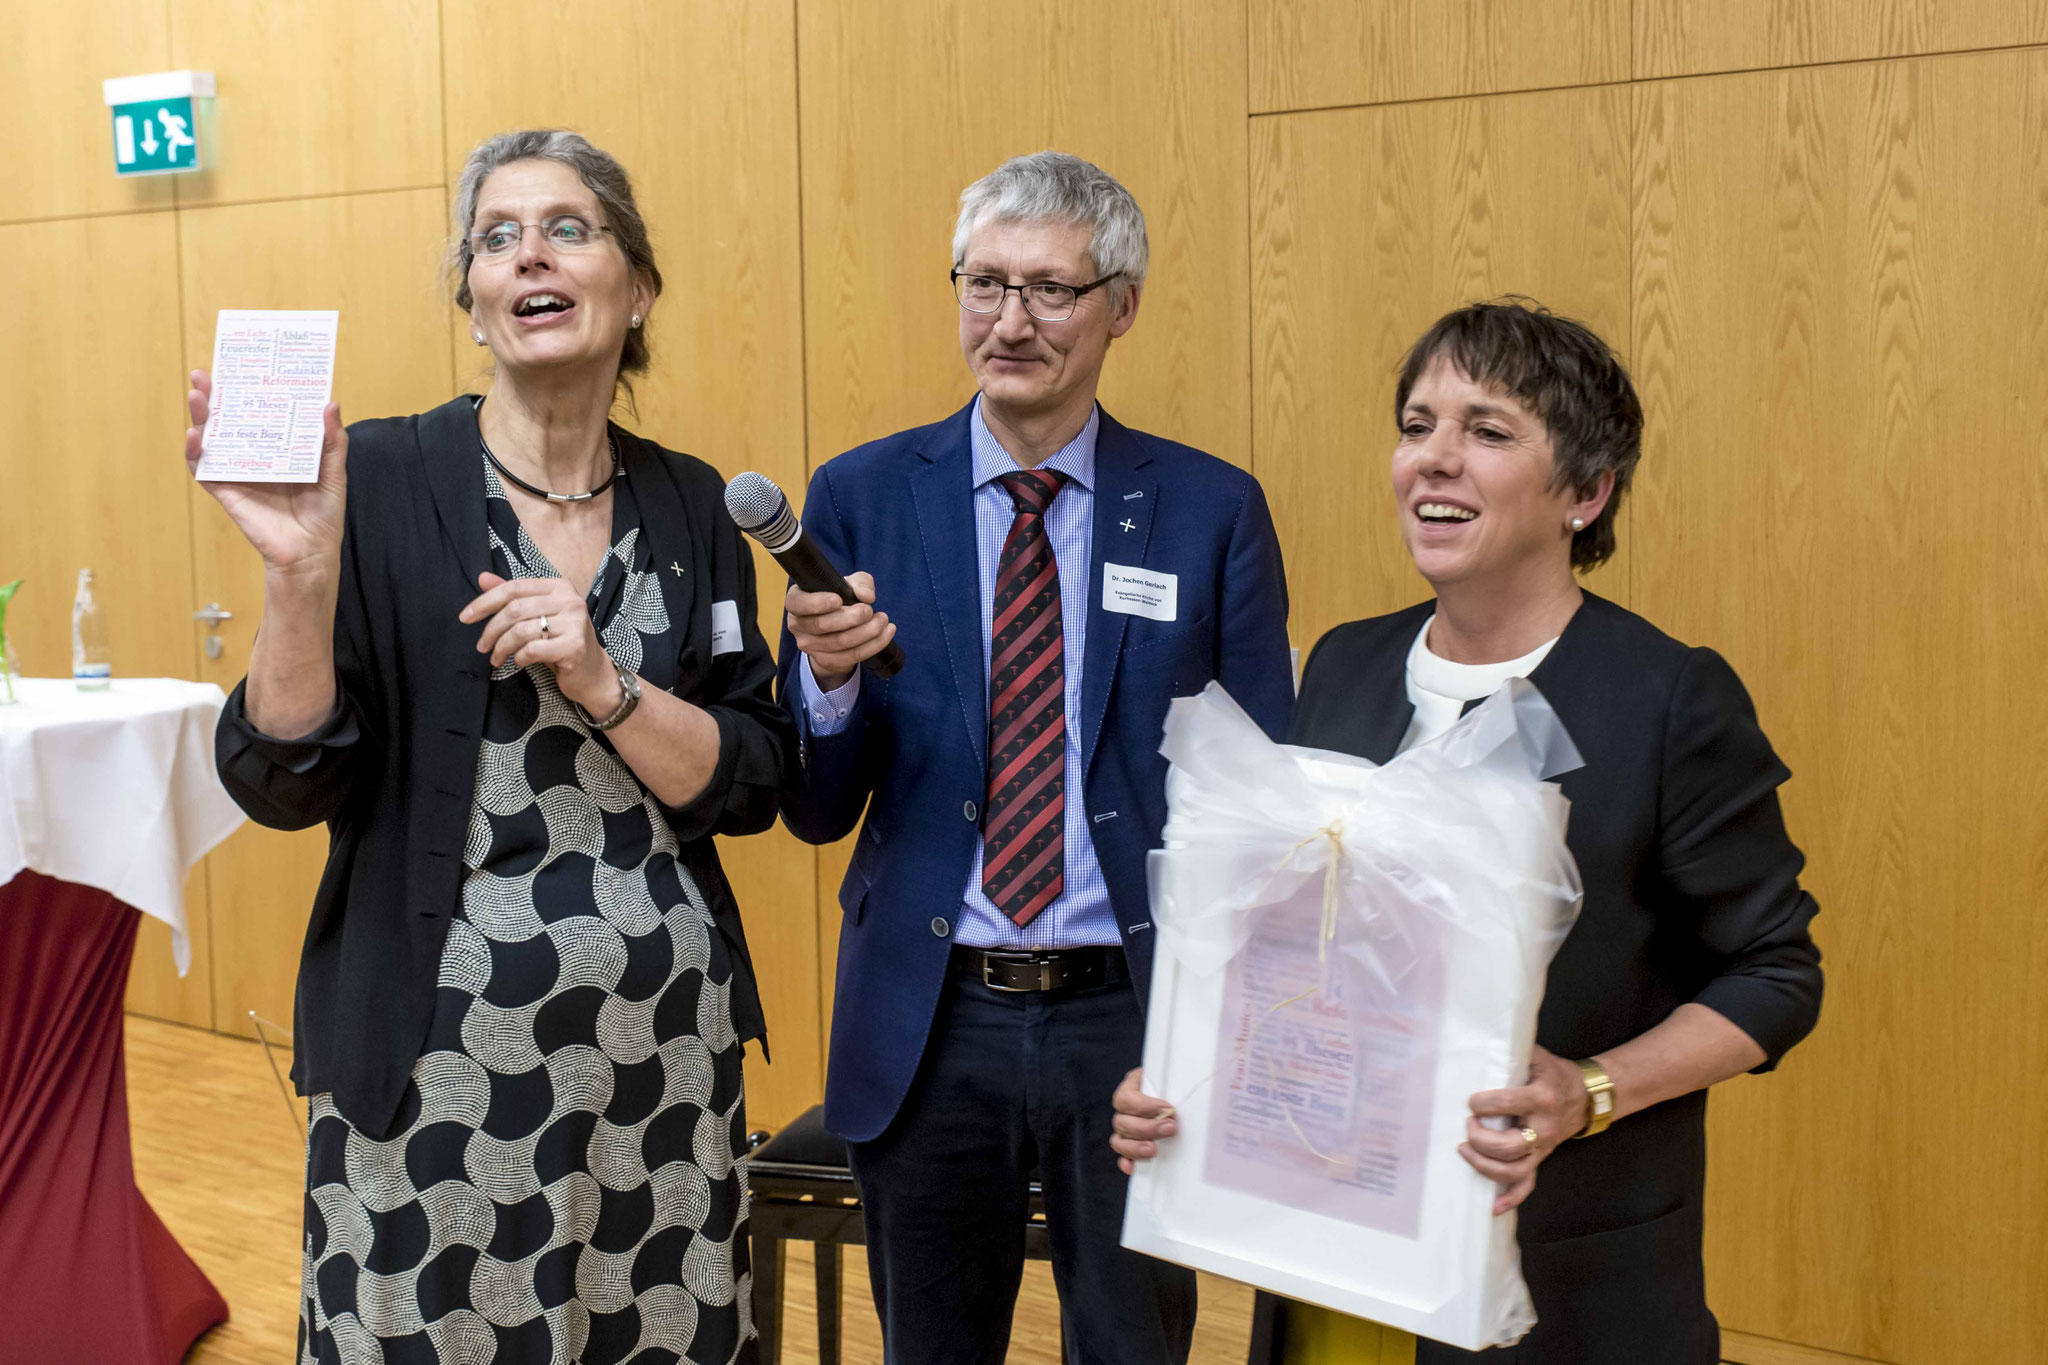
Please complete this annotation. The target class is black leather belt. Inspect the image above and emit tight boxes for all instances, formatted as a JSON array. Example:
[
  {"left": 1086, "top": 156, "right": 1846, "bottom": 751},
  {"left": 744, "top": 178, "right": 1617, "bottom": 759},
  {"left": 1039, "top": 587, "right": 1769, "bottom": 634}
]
[{"left": 951, "top": 945, "right": 1128, "bottom": 994}]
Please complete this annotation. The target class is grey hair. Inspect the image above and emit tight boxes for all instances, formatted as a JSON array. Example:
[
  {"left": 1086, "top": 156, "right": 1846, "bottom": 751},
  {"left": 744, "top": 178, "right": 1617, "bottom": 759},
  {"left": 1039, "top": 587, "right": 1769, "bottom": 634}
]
[
  {"left": 952, "top": 151, "right": 1149, "bottom": 312},
  {"left": 447, "top": 129, "right": 664, "bottom": 394}
]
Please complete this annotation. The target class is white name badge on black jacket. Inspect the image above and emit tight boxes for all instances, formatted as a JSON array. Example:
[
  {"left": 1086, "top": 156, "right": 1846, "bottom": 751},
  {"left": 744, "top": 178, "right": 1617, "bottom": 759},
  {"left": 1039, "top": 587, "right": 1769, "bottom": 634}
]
[{"left": 711, "top": 599, "right": 743, "bottom": 655}]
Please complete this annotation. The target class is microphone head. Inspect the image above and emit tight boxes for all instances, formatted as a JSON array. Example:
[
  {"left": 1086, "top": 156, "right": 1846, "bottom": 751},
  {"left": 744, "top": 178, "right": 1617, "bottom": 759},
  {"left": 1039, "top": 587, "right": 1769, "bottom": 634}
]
[
  {"left": 724, "top": 471, "right": 785, "bottom": 532},
  {"left": 725, "top": 471, "right": 802, "bottom": 552}
]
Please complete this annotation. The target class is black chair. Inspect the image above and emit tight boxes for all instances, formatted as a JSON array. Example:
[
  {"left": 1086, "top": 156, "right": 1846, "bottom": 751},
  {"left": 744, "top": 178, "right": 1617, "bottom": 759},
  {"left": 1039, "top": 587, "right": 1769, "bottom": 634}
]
[{"left": 746, "top": 1105, "right": 1065, "bottom": 1364}]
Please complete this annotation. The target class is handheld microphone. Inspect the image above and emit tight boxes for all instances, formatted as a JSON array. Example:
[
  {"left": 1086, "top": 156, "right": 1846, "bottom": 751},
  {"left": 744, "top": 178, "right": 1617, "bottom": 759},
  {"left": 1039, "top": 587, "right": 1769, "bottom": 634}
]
[{"left": 725, "top": 471, "right": 906, "bottom": 679}]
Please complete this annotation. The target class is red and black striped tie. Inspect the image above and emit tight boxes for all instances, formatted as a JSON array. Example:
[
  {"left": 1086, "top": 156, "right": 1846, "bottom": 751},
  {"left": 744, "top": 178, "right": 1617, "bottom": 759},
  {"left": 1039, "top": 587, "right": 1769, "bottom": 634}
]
[{"left": 983, "top": 468, "right": 1069, "bottom": 927}]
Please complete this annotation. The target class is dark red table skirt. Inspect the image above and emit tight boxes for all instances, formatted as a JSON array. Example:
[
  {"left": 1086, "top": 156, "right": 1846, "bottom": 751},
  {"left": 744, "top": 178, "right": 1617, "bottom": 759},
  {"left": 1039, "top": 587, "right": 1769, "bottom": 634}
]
[{"left": 0, "top": 869, "right": 230, "bottom": 1363}]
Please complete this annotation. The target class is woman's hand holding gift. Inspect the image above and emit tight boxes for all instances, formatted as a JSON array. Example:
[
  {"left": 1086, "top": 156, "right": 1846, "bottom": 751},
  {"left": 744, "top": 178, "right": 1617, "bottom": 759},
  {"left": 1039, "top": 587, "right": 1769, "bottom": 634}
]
[{"left": 1458, "top": 1045, "right": 1590, "bottom": 1214}]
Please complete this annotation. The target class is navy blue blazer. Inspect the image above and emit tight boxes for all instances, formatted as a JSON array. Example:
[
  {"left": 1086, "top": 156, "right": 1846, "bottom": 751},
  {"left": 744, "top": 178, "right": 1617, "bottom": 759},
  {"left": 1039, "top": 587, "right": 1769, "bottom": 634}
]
[{"left": 777, "top": 402, "right": 1294, "bottom": 1142}]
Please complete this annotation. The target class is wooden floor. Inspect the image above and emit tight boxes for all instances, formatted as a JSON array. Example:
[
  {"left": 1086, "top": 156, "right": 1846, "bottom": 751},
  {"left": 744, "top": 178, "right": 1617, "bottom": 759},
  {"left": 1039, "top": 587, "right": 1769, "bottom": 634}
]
[
  {"left": 129, "top": 1013, "right": 306, "bottom": 1365},
  {"left": 125, "top": 1014, "right": 1256, "bottom": 1364},
  {"left": 127, "top": 1015, "right": 1776, "bottom": 1364}
]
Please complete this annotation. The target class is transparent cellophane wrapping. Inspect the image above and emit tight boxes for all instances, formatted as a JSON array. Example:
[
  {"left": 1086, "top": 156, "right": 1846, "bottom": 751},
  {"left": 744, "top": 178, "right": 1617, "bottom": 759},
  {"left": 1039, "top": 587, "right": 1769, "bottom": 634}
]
[{"left": 1120, "top": 680, "right": 1583, "bottom": 1351}]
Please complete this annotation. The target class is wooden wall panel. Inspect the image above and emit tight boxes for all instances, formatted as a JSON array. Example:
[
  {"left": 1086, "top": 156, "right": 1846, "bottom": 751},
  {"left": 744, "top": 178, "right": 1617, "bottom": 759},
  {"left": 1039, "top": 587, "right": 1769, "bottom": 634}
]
[
  {"left": 1637, "top": 0, "right": 2048, "bottom": 81},
  {"left": 165, "top": 0, "right": 443, "bottom": 206},
  {"left": 1251, "top": 0, "right": 1629, "bottom": 114},
  {"left": 3, "top": 0, "right": 176, "bottom": 223},
  {"left": 442, "top": 0, "right": 819, "bottom": 1128},
  {"left": 1632, "top": 50, "right": 2048, "bottom": 1363},
  {"left": 1250, "top": 86, "right": 1633, "bottom": 658},
  {"left": 798, "top": 0, "right": 1251, "bottom": 468},
  {"left": 177, "top": 187, "right": 458, "bottom": 1040},
  {"left": 0, "top": 212, "right": 195, "bottom": 686},
  {"left": 441, "top": 0, "right": 808, "bottom": 478},
  {"left": 126, "top": 867, "right": 217, "bottom": 1031}
]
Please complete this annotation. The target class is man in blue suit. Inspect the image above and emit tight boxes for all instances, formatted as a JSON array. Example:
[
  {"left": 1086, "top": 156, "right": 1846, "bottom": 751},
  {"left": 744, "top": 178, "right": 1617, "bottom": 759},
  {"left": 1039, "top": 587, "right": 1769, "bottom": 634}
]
[{"left": 778, "top": 151, "right": 1293, "bottom": 1365}]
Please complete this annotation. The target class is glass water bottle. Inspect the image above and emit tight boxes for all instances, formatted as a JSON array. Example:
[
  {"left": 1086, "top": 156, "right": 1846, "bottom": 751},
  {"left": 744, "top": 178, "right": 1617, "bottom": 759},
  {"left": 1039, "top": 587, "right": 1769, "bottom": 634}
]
[{"left": 72, "top": 567, "right": 112, "bottom": 691}]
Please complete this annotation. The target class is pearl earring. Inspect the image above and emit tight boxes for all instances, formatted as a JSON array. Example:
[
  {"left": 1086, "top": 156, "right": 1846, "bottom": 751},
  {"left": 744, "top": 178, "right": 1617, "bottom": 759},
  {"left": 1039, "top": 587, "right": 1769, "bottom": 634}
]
[
  {"left": 630, "top": 314, "right": 642, "bottom": 328},
  {"left": 1570, "top": 517, "right": 1586, "bottom": 532},
  {"left": 473, "top": 331, "right": 485, "bottom": 346}
]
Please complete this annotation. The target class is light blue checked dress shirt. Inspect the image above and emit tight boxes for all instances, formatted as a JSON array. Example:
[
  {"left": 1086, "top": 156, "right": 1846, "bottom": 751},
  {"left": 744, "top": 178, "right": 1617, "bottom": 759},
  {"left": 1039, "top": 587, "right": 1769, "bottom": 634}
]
[{"left": 798, "top": 396, "right": 1118, "bottom": 948}]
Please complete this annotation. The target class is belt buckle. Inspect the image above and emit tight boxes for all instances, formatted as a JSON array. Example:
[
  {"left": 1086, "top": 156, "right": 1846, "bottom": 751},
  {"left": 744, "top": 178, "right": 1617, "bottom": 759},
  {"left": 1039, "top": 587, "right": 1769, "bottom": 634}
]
[{"left": 981, "top": 951, "right": 1058, "bottom": 993}]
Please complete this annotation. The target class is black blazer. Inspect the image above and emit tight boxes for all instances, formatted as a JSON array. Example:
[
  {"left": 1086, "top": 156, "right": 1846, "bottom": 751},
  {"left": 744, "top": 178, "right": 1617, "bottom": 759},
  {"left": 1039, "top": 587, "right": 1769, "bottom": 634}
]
[
  {"left": 215, "top": 396, "right": 796, "bottom": 1141},
  {"left": 1290, "top": 592, "right": 1822, "bottom": 1365}
]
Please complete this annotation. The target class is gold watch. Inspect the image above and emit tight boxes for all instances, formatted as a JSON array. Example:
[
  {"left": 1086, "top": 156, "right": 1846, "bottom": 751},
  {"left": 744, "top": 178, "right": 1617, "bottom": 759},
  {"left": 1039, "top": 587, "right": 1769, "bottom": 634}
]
[{"left": 1573, "top": 1058, "right": 1617, "bottom": 1138}]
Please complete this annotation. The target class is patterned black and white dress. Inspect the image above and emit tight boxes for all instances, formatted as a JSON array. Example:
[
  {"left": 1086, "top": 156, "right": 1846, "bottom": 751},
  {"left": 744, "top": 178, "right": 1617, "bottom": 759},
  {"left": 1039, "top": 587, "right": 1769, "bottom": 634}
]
[{"left": 299, "top": 455, "right": 753, "bottom": 1365}]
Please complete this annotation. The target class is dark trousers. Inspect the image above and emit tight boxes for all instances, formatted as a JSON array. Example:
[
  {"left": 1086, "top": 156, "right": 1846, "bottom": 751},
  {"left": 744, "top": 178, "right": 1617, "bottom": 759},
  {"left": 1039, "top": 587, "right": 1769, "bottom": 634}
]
[{"left": 846, "top": 961, "right": 1197, "bottom": 1365}]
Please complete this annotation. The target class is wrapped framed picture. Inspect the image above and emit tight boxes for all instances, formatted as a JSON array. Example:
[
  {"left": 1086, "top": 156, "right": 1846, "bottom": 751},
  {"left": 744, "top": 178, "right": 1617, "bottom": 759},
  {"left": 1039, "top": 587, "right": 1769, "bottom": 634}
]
[{"left": 1122, "top": 681, "right": 1583, "bottom": 1350}]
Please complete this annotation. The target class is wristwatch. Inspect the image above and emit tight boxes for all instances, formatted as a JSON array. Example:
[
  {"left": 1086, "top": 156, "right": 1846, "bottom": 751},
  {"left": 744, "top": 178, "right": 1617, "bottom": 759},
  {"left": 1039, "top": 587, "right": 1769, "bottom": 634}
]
[
  {"left": 1573, "top": 1058, "right": 1617, "bottom": 1138},
  {"left": 580, "top": 662, "right": 642, "bottom": 732}
]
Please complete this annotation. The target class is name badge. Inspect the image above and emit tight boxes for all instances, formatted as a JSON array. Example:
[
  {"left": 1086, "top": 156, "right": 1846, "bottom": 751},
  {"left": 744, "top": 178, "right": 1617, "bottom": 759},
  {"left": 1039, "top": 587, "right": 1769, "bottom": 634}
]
[
  {"left": 1102, "top": 564, "right": 1177, "bottom": 622},
  {"left": 711, "top": 599, "right": 744, "bottom": 656}
]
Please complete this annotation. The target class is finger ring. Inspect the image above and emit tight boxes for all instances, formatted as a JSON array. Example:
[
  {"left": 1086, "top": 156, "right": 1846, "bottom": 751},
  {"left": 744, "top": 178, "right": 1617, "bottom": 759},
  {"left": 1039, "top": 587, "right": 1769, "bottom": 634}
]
[
  {"left": 1519, "top": 1126, "right": 1540, "bottom": 1149},
  {"left": 537, "top": 614, "right": 550, "bottom": 637}
]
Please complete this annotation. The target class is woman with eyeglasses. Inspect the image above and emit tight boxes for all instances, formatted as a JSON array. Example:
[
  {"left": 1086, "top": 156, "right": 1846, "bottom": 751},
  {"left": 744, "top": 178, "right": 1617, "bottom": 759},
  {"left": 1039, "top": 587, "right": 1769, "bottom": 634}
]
[{"left": 192, "top": 129, "right": 794, "bottom": 1365}]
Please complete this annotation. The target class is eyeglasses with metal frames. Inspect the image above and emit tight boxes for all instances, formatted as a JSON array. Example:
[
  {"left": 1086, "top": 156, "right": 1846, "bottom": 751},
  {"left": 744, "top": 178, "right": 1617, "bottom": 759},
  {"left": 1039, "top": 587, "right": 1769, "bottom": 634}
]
[
  {"left": 469, "top": 215, "right": 615, "bottom": 259},
  {"left": 951, "top": 269, "right": 1120, "bottom": 322}
]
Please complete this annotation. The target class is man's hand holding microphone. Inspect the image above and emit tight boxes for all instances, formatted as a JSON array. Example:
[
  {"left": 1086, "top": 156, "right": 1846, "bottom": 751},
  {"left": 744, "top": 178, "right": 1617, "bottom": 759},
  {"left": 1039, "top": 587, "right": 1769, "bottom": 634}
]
[
  {"left": 723, "top": 470, "right": 906, "bottom": 685},
  {"left": 784, "top": 574, "right": 898, "bottom": 690}
]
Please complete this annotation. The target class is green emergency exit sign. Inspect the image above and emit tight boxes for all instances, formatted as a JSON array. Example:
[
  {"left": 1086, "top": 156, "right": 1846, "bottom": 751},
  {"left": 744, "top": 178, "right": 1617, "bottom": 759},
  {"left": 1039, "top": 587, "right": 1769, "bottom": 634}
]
[{"left": 103, "top": 71, "right": 214, "bottom": 177}]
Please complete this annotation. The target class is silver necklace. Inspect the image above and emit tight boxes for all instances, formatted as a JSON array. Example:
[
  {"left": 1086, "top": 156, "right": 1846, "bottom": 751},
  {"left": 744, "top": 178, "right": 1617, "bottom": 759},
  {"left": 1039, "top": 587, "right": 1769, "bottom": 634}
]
[{"left": 475, "top": 397, "right": 621, "bottom": 504}]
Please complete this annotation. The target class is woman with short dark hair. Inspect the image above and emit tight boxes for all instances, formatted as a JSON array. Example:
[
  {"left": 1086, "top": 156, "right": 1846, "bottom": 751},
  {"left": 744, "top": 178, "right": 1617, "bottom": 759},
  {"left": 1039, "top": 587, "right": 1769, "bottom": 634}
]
[
  {"left": 1115, "top": 298, "right": 1823, "bottom": 1363},
  {"left": 193, "top": 129, "right": 793, "bottom": 1365}
]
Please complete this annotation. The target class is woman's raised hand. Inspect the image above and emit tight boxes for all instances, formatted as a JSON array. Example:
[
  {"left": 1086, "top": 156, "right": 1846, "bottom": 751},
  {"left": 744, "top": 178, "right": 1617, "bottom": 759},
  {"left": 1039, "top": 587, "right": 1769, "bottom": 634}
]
[{"left": 186, "top": 369, "right": 349, "bottom": 582}]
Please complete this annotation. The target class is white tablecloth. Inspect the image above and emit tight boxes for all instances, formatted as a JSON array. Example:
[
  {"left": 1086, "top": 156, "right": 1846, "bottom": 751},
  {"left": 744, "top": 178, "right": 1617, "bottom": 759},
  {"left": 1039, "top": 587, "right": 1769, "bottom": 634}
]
[{"left": 0, "top": 678, "right": 246, "bottom": 975}]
